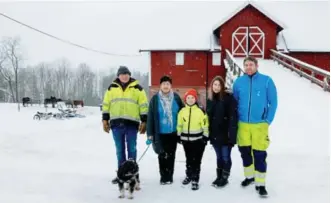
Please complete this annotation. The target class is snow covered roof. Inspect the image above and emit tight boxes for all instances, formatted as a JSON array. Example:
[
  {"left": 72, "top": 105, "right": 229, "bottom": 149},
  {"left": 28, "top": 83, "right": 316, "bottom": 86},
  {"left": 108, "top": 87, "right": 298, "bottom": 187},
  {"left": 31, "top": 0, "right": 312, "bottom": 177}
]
[
  {"left": 139, "top": 34, "right": 221, "bottom": 52},
  {"left": 212, "top": 1, "right": 286, "bottom": 32},
  {"left": 140, "top": 1, "right": 329, "bottom": 52}
]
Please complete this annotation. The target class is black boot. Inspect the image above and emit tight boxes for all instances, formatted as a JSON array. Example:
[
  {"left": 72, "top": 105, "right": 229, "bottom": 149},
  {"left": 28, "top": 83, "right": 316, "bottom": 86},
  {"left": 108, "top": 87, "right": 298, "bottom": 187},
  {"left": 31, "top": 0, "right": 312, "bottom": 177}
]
[
  {"left": 159, "top": 153, "right": 168, "bottom": 185},
  {"left": 212, "top": 168, "right": 222, "bottom": 187},
  {"left": 182, "top": 176, "right": 191, "bottom": 185},
  {"left": 241, "top": 178, "right": 254, "bottom": 187},
  {"left": 191, "top": 181, "right": 199, "bottom": 190},
  {"left": 256, "top": 186, "right": 268, "bottom": 196},
  {"left": 159, "top": 169, "right": 168, "bottom": 185},
  {"left": 218, "top": 169, "right": 230, "bottom": 187},
  {"left": 190, "top": 171, "right": 200, "bottom": 190},
  {"left": 167, "top": 169, "right": 174, "bottom": 184},
  {"left": 160, "top": 172, "right": 172, "bottom": 185},
  {"left": 182, "top": 169, "right": 191, "bottom": 185}
]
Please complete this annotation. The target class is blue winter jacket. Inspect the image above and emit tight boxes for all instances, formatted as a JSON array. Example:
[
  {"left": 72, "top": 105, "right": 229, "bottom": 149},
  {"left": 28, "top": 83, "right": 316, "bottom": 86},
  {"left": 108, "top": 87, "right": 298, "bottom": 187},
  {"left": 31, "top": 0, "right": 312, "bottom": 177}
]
[
  {"left": 157, "top": 94, "right": 179, "bottom": 134},
  {"left": 233, "top": 72, "right": 278, "bottom": 124}
]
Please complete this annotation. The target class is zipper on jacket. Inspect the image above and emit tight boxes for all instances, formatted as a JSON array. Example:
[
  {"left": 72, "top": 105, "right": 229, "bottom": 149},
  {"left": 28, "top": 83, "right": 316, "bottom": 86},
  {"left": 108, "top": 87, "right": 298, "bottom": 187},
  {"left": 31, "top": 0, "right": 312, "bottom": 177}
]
[
  {"left": 187, "top": 107, "right": 192, "bottom": 141},
  {"left": 248, "top": 77, "right": 252, "bottom": 122},
  {"left": 261, "top": 108, "right": 266, "bottom": 119}
]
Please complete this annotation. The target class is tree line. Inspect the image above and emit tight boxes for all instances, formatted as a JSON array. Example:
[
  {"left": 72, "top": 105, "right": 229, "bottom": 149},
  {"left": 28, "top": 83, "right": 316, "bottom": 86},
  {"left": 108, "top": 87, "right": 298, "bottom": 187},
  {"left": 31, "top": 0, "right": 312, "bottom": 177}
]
[{"left": 0, "top": 36, "right": 149, "bottom": 108}]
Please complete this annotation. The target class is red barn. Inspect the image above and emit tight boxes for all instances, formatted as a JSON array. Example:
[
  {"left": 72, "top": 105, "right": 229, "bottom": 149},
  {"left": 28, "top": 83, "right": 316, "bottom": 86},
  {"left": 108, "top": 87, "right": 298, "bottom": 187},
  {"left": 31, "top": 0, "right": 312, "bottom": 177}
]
[{"left": 140, "top": 1, "right": 329, "bottom": 107}]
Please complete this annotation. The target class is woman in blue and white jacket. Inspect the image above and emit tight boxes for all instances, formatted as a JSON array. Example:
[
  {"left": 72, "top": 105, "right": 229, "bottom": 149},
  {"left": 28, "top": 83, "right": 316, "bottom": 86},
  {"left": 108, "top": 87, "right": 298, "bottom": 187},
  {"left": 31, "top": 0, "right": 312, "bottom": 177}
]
[{"left": 146, "top": 75, "right": 184, "bottom": 185}]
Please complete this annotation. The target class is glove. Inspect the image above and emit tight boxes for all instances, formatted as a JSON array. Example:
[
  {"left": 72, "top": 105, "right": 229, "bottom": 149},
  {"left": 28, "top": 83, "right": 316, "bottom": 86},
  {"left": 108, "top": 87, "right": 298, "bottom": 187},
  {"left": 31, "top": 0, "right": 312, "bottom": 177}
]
[
  {"left": 228, "top": 143, "right": 235, "bottom": 148},
  {"left": 202, "top": 136, "right": 209, "bottom": 145},
  {"left": 139, "top": 122, "right": 146, "bottom": 134},
  {"left": 102, "top": 120, "right": 110, "bottom": 133},
  {"left": 177, "top": 136, "right": 182, "bottom": 144},
  {"left": 146, "top": 139, "right": 152, "bottom": 145},
  {"left": 146, "top": 136, "right": 153, "bottom": 145}
]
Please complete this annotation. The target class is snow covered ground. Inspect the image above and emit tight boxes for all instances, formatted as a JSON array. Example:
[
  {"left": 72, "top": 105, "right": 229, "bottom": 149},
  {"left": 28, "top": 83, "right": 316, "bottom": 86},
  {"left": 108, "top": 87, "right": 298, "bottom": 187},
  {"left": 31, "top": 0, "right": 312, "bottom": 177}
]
[{"left": 0, "top": 60, "right": 329, "bottom": 203}]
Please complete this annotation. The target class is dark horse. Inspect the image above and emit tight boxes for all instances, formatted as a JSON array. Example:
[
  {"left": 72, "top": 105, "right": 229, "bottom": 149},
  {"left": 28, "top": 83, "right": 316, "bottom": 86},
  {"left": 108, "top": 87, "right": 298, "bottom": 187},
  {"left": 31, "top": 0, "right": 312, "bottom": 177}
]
[
  {"left": 44, "top": 96, "right": 62, "bottom": 108},
  {"left": 22, "top": 97, "right": 31, "bottom": 107}
]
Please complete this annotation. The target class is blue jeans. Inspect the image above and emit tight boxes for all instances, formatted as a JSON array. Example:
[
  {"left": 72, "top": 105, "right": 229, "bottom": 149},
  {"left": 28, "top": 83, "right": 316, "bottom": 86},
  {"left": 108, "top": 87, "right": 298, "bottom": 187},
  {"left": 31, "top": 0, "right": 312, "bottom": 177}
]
[
  {"left": 111, "top": 124, "right": 138, "bottom": 168},
  {"left": 213, "top": 145, "right": 233, "bottom": 171}
]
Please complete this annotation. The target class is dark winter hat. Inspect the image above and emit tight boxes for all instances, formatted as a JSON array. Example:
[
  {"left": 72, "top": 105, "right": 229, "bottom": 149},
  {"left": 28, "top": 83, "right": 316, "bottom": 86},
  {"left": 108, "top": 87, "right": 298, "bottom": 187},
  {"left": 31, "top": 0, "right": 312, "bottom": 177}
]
[
  {"left": 160, "top": 75, "right": 172, "bottom": 84},
  {"left": 117, "top": 66, "right": 131, "bottom": 76}
]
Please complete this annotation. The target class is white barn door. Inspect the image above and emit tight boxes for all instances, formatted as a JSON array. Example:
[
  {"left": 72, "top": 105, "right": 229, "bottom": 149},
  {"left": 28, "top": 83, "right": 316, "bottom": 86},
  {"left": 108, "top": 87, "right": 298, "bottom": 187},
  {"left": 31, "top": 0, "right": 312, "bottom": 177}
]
[{"left": 232, "top": 26, "right": 265, "bottom": 58}]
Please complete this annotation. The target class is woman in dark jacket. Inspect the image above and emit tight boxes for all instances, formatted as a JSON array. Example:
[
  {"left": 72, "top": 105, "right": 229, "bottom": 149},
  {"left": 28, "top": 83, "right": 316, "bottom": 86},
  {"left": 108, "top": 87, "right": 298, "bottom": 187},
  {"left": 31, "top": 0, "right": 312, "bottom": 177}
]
[
  {"left": 146, "top": 75, "right": 184, "bottom": 185},
  {"left": 206, "top": 76, "right": 238, "bottom": 188}
]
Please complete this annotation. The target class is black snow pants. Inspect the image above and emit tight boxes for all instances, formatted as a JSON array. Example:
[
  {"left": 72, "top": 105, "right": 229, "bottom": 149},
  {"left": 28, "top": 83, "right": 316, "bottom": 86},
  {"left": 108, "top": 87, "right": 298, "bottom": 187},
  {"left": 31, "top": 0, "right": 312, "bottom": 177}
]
[{"left": 182, "top": 139, "right": 206, "bottom": 182}]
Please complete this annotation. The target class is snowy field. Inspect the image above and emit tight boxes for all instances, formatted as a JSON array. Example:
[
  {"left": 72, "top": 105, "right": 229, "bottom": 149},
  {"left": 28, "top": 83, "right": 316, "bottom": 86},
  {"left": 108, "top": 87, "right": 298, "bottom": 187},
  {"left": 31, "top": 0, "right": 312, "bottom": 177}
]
[{"left": 0, "top": 60, "right": 329, "bottom": 203}]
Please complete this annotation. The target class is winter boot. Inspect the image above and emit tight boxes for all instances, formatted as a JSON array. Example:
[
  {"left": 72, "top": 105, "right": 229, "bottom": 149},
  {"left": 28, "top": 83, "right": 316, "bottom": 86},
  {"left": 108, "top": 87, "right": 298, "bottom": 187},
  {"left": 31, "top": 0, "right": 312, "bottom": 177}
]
[
  {"left": 168, "top": 168, "right": 174, "bottom": 184},
  {"left": 182, "top": 169, "right": 192, "bottom": 185},
  {"left": 160, "top": 176, "right": 167, "bottom": 185},
  {"left": 218, "top": 169, "right": 230, "bottom": 187},
  {"left": 160, "top": 170, "right": 169, "bottom": 185},
  {"left": 212, "top": 168, "right": 222, "bottom": 187},
  {"left": 166, "top": 173, "right": 173, "bottom": 184},
  {"left": 241, "top": 178, "right": 254, "bottom": 187},
  {"left": 191, "top": 181, "right": 199, "bottom": 191},
  {"left": 182, "top": 176, "right": 191, "bottom": 185},
  {"left": 256, "top": 186, "right": 268, "bottom": 196}
]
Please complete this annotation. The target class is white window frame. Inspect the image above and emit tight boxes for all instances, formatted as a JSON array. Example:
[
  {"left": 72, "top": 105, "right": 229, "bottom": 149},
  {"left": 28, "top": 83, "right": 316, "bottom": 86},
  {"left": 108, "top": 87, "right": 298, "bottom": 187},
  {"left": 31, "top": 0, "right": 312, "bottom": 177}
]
[
  {"left": 212, "top": 52, "right": 221, "bottom": 66},
  {"left": 176, "top": 52, "right": 184, "bottom": 65}
]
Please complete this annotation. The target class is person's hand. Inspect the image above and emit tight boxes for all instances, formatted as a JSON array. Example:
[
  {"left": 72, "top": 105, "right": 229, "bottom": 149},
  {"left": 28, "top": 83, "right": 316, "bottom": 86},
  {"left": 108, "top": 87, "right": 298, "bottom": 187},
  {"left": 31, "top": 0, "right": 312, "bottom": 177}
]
[
  {"left": 202, "top": 136, "right": 209, "bottom": 145},
  {"left": 146, "top": 136, "right": 153, "bottom": 145},
  {"left": 139, "top": 122, "right": 146, "bottom": 134},
  {"left": 177, "top": 136, "right": 182, "bottom": 144},
  {"left": 102, "top": 120, "right": 110, "bottom": 133}
]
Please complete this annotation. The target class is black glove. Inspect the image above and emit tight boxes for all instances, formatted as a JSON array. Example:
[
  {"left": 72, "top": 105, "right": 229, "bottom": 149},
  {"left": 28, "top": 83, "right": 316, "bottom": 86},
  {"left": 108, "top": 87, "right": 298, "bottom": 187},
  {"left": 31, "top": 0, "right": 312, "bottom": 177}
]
[
  {"left": 228, "top": 143, "right": 235, "bottom": 148},
  {"left": 202, "top": 136, "right": 209, "bottom": 145},
  {"left": 177, "top": 136, "right": 182, "bottom": 144}
]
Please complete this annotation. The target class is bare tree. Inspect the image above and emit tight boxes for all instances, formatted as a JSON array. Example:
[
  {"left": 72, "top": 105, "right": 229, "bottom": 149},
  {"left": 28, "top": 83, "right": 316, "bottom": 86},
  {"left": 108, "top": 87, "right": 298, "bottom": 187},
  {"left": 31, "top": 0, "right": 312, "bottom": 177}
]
[
  {"left": 0, "top": 40, "right": 15, "bottom": 103},
  {"left": 54, "top": 58, "right": 72, "bottom": 99},
  {"left": 0, "top": 37, "right": 23, "bottom": 111}
]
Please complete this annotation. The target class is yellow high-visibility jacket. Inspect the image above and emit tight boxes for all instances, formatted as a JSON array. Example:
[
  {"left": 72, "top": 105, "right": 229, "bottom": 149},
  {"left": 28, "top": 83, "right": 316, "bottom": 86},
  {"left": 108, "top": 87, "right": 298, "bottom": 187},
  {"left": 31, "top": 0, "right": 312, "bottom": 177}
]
[
  {"left": 102, "top": 78, "right": 148, "bottom": 124},
  {"left": 177, "top": 104, "right": 209, "bottom": 141}
]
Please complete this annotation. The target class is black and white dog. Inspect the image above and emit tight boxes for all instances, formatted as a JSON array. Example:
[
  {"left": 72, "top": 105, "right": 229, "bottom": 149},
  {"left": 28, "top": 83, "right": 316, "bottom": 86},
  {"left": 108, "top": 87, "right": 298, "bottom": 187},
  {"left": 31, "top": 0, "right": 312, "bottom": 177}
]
[{"left": 117, "top": 159, "right": 140, "bottom": 199}]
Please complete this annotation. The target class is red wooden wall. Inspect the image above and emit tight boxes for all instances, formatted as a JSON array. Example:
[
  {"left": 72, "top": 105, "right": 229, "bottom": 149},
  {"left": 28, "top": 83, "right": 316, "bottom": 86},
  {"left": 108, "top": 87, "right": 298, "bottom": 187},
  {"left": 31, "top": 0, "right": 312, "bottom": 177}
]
[
  {"left": 150, "top": 51, "right": 223, "bottom": 87},
  {"left": 288, "top": 52, "right": 330, "bottom": 72}
]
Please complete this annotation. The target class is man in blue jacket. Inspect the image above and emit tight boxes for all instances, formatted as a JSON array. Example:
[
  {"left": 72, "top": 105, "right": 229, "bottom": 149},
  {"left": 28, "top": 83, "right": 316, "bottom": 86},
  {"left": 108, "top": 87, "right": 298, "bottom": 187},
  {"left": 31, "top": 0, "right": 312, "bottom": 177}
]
[{"left": 233, "top": 56, "right": 278, "bottom": 197}]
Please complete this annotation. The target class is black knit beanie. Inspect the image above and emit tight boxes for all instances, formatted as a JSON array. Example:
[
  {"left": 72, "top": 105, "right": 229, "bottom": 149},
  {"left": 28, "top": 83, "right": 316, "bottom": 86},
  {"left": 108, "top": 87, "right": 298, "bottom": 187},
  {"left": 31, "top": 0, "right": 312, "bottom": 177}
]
[
  {"left": 117, "top": 66, "right": 131, "bottom": 76},
  {"left": 160, "top": 75, "right": 172, "bottom": 84}
]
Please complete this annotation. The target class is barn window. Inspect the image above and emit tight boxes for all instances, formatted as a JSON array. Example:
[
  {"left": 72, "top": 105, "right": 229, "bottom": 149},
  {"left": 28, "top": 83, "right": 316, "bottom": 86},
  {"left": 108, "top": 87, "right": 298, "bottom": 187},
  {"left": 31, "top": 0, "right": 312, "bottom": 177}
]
[
  {"left": 176, "top": 52, "right": 184, "bottom": 65},
  {"left": 212, "top": 52, "right": 221, "bottom": 66}
]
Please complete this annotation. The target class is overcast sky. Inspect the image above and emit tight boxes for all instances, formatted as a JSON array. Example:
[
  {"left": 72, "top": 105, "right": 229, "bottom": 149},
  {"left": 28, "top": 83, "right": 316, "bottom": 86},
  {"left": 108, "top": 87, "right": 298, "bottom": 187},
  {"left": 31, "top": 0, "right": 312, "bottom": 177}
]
[{"left": 0, "top": 0, "right": 328, "bottom": 73}]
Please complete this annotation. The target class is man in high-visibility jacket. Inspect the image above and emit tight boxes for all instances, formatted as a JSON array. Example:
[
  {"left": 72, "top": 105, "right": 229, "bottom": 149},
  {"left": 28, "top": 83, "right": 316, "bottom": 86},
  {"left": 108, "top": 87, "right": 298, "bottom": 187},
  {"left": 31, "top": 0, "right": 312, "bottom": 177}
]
[
  {"left": 233, "top": 56, "right": 278, "bottom": 197},
  {"left": 102, "top": 66, "right": 148, "bottom": 184}
]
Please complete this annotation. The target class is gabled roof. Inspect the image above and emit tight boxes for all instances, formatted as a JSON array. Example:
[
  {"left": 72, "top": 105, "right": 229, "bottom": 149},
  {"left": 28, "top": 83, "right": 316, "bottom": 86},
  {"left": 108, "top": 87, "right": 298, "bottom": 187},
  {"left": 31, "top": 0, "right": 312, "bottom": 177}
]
[{"left": 212, "top": 1, "right": 286, "bottom": 36}]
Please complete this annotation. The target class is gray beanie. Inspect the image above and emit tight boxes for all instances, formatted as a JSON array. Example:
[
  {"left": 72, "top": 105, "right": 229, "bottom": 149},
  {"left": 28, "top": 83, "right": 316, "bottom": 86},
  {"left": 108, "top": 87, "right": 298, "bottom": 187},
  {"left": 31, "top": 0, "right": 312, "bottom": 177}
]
[{"left": 117, "top": 66, "right": 131, "bottom": 76}]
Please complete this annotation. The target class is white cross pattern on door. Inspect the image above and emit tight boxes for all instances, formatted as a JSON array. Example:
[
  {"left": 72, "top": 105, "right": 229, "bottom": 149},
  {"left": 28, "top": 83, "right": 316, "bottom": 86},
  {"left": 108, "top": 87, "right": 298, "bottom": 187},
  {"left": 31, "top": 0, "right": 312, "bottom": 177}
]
[{"left": 232, "top": 26, "right": 265, "bottom": 58}]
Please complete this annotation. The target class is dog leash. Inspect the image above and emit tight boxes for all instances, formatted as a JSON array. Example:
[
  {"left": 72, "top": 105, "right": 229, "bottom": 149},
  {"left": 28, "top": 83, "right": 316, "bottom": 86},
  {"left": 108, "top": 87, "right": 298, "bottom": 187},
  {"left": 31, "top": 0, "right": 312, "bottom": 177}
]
[{"left": 137, "top": 144, "right": 151, "bottom": 163}]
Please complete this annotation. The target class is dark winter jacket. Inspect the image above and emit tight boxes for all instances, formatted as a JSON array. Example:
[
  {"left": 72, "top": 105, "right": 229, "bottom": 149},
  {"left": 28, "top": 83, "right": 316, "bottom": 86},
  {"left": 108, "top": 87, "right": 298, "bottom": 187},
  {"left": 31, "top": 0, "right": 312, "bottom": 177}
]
[
  {"left": 147, "top": 92, "right": 184, "bottom": 154},
  {"left": 206, "top": 92, "right": 238, "bottom": 146}
]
